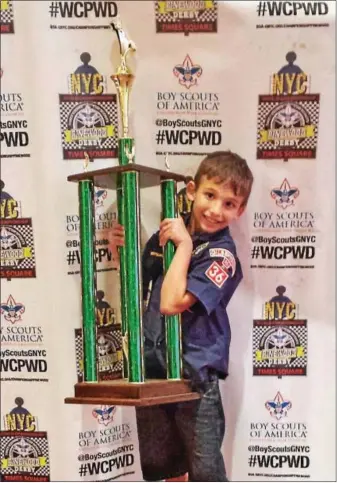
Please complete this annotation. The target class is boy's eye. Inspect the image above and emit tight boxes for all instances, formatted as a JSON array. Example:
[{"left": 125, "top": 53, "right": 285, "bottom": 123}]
[
  {"left": 225, "top": 201, "right": 235, "bottom": 208},
  {"left": 205, "top": 192, "right": 214, "bottom": 199}
]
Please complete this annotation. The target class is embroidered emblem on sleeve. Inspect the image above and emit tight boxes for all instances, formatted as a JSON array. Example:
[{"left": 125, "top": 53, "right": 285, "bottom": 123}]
[
  {"left": 209, "top": 248, "right": 236, "bottom": 276},
  {"left": 192, "top": 242, "right": 209, "bottom": 257},
  {"left": 205, "top": 261, "right": 229, "bottom": 288}
]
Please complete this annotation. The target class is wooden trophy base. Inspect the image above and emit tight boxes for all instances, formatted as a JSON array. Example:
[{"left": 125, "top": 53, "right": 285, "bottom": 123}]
[{"left": 64, "top": 379, "right": 201, "bottom": 407}]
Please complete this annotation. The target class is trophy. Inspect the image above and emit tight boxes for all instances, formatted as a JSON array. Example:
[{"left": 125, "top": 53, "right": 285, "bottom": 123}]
[{"left": 65, "top": 19, "right": 199, "bottom": 406}]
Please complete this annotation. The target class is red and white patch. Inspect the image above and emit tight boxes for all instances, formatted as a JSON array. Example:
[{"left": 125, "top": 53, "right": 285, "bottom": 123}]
[
  {"left": 209, "top": 248, "right": 236, "bottom": 276},
  {"left": 205, "top": 261, "right": 229, "bottom": 288}
]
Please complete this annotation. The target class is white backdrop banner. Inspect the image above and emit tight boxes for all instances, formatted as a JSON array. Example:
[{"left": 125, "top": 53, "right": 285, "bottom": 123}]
[{"left": 0, "top": 1, "right": 335, "bottom": 481}]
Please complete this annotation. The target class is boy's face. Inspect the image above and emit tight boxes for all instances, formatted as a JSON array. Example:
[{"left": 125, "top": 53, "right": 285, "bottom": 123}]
[{"left": 186, "top": 176, "right": 246, "bottom": 234}]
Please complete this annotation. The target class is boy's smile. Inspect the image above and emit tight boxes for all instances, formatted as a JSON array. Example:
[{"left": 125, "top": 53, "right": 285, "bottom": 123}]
[{"left": 186, "top": 176, "right": 246, "bottom": 235}]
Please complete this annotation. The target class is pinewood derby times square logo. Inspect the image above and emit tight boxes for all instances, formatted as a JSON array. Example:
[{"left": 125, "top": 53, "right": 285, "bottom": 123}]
[
  {"left": 59, "top": 52, "right": 118, "bottom": 160},
  {"left": 252, "top": 286, "right": 307, "bottom": 378},
  {"left": 257, "top": 51, "right": 320, "bottom": 161},
  {"left": 1, "top": 397, "right": 50, "bottom": 481},
  {"left": 155, "top": 1, "right": 218, "bottom": 34},
  {"left": 0, "top": 180, "right": 36, "bottom": 280}
]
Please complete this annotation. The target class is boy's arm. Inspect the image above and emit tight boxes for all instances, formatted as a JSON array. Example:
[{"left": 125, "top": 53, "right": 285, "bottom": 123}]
[
  {"left": 159, "top": 217, "right": 197, "bottom": 315},
  {"left": 184, "top": 245, "right": 242, "bottom": 316},
  {"left": 159, "top": 219, "right": 242, "bottom": 316},
  {"left": 160, "top": 239, "right": 197, "bottom": 315}
]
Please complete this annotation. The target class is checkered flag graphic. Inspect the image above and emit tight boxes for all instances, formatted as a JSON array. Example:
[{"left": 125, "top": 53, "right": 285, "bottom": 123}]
[
  {"left": 0, "top": 218, "right": 36, "bottom": 271},
  {"left": 257, "top": 95, "right": 320, "bottom": 156},
  {"left": 252, "top": 321, "right": 307, "bottom": 369},
  {"left": 17, "top": 219, "right": 36, "bottom": 270},
  {"left": 74, "top": 326, "right": 123, "bottom": 381},
  {"left": 155, "top": 0, "right": 217, "bottom": 24},
  {"left": 198, "top": 3, "right": 218, "bottom": 22},
  {"left": 109, "top": 329, "right": 123, "bottom": 373},
  {"left": 75, "top": 328, "right": 83, "bottom": 378},
  {"left": 0, "top": 432, "right": 50, "bottom": 478},
  {"left": 0, "top": 0, "right": 14, "bottom": 25},
  {"left": 59, "top": 94, "right": 118, "bottom": 158},
  {"left": 298, "top": 97, "right": 320, "bottom": 150}
]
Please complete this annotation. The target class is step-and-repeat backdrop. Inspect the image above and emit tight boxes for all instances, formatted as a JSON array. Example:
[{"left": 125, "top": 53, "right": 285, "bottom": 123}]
[{"left": 0, "top": 1, "right": 335, "bottom": 481}]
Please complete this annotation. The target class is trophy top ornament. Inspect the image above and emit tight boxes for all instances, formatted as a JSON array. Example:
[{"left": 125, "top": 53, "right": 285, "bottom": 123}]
[
  {"left": 83, "top": 152, "right": 90, "bottom": 172},
  {"left": 111, "top": 18, "right": 136, "bottom": 76}
]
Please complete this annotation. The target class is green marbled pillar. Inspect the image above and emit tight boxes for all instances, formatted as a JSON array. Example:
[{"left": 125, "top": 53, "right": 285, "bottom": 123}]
[
  {"left": 117, "top": 138, "right": 144, "bottom": 382},
  {"left": 161, "top": 179, "right": 182, "bottom": 380},
  {"left": 116, "top": 173, "right": 128, "bottom": 379},
  {"left": 78, "top": 180, "right": 97, "bottom": 381}
]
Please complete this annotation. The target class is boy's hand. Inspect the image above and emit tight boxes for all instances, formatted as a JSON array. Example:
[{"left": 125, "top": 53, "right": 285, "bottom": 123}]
[
  {"left": 107, "top": 223, "right": 125, "bottom": 261},
  {"left": 159, "top": 217, "right": 192, "bottom": 248}
]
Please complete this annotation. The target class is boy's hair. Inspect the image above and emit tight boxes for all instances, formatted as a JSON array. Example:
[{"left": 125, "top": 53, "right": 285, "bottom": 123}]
[{"left": 194, "top": 150, "right": 254, "bottom": 206}]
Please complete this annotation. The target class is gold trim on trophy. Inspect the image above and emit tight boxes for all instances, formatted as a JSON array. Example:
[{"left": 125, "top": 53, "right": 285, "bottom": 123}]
[
  {"left": 110, "top": 18, "right": 136, "bottom": 139},
  {"left": 125, "top": 145, "right": 135, "bottom": 164}
]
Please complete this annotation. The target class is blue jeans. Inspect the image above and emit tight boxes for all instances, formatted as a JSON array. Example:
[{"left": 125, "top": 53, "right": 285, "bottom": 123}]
[{"left": 136, "top": 373, "right": 227, "bottom": 481}]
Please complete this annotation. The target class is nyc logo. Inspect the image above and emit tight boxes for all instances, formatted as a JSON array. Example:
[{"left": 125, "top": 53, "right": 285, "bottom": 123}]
[
  {"left": 68, "top": 52, "right": 107, "bottom": 95},
  {"left": 173, "top": 55, "right": 202, "bottom": 89},
  {"left": 0, "top": 179, "right": 21, "bottom": 219},
  {"left": 271, "top": 179, "right": 300, "bottom": 209},
  {"left": 4, "top": 397, "right": 38, "bottom": 431},
  {"left": 265, "top": 392, "right": 292, "bottom": 420},
  {"left": 92, "top": 405, "right": 116, "bottom": 426}
]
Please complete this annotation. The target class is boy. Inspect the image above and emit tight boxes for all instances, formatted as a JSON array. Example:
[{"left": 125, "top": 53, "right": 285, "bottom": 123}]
[{"left": 110, "top": 151, "right": 254, "bottom": 481}]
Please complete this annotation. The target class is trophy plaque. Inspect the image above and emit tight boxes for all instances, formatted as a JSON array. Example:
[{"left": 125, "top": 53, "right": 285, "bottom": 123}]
[{"left": 64, "top": 19, "right": 199, "bottom": 407}]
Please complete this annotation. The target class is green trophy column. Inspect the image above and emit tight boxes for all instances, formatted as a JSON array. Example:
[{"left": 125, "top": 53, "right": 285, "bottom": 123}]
[
  {"left": 116, "top": 173, "right": 128, "bottom": 379},
  {"left": 161, "top": 179, "right": 182, "bottom": 380},
  {"left": 78, "top": 180, "right": 97, "bottom": 381},
  {"left": 117, "top": 138, "right": 144, "bottom": 383}
]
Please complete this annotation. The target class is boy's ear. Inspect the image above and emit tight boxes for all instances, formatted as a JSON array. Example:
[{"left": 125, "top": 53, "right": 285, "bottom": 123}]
[{"left": 186, "top": 180, "right": 196, "bottom": 201}]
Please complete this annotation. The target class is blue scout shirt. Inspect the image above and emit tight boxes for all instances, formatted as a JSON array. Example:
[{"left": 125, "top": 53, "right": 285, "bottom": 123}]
[{"left": 142, "top": 215, "right": 243, "bottom": 383}]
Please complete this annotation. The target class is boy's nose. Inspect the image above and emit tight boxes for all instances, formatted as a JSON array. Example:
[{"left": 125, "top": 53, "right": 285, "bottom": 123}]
[{"left": 209, "top": 204, "right": 223, "bottom": 219}]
